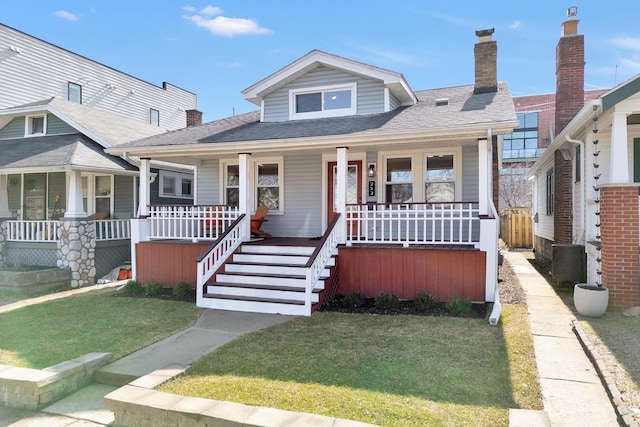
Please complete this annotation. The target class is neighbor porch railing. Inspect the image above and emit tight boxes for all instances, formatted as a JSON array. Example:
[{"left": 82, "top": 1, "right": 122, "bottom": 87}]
[
  {"left": 345, "top": 202, "right": 480, "bottom": 247},
  {"left": 304, "top": 213, "right": 341, "bottom": 315},
  {"left": 148, "top": 205, "right": 240, "bottom": 241},
  {"left": 95, "top": 219, "right": 131, "bottom": 241},
  {"left": 6, "top": 220, "right": 60, "bottom": 242}
]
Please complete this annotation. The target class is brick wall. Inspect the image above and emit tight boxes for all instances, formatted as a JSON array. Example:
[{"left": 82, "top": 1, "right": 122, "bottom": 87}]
[
  {"left": 554, "top": 150, "right": 573, "bottom": 244},
  {"left": 474, "top": 30, "right": 497, "bottom": 94},
  {"left": 186, "top": 109, "right": 202, "bottom": 127},
  {"left": 601, "top": 186, "right": 640, "bottom": 308},
  {"left": 555, "top": 33, "right": 584, "bottom": 134}
]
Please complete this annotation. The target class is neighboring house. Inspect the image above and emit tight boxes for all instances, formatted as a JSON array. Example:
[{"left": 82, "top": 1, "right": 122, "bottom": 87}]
[
  {"left": 107, "top": 29, "right": 518, "bottom": 318},
  {"left": 527, "top": 13, "right": 640, "bottom": 309},
  {"left": 0, "top": 23, "right": 199, "bottom": 287}
]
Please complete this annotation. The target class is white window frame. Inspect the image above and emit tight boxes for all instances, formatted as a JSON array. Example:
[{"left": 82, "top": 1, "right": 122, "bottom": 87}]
[
  {"left": 25, "top": 114, "right": 46, "bottom": 136},
  {"left": 159, "top": 170, "right": 193, "bottom": 199},
  {"left": 80, "top": 174, "right": 114, "bottom": 216},
  {"left": 220, "top": 157, "right": 284, "bottom": 215},
  {"left": 424, "top": 151, "right": 458, "bottom": 203},
  {"left": 150, "top": 108, "right": 159, "bottom": 126},
  {"left": 68, "top": 82, "right": 82, "bottom": 104},
  {"left": 289, "top": 83, "right": 357, "bottom": 120},
  {"left": 383, "top": 154, "right": 415, "bottom": 204},
  {"left": 378, "top": 147, "right": 462, "bottom": 204}
]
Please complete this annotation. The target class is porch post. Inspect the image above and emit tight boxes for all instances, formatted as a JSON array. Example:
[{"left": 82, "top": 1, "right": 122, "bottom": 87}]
[
  {"left": 609, "top": 112, "right": 629, "bottom": 184},
  {"left": 65, "top": 170, "right": 87, "bottom": 218},
  {"left": 0, "top": 174, "right": 12, "bottom": 218},
  {"left": 478, "top": 138, "right": 489, "bottom": 216},
  {"left": 239, "top": 153, "right": 252, "bottom": 241},
  {"left": 336, "top": 147, "right": 348, "bottom": 244},
  {"left": 139, "top": 158, "right": 151, "bottom": 216}
]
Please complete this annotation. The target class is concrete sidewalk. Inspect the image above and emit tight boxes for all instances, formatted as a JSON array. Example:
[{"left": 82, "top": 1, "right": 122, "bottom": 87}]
[{"left": 507, "top": 251, "right": 621, "bottom": 427}]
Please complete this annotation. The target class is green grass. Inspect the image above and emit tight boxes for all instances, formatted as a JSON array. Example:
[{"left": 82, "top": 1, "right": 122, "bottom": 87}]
[
  {"left": 160, "top": 305, "right": 541, "bottom": 427},
  {"left": 0, "top": 290, "right": 202, "bottom": 368}
]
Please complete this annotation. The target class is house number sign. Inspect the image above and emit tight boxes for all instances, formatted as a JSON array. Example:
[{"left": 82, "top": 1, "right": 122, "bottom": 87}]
[{"left": 368, "top": 180, "right": 376, "bottom": 197}]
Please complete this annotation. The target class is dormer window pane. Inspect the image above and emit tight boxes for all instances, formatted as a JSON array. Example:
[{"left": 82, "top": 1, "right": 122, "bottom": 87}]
[
  {"left": 296, "top": 93, "right": 321, "bottom": 113},
  {"left": 324, "top": 90, "right": 351, "bottom": 110},
  {"left": 27, "top": 115, "right": 45, "bottom": 135}
]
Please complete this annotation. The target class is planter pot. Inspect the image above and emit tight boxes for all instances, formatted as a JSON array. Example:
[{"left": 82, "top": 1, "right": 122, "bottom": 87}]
[{"left": 574, "top": 284, "right": 609, "bottom": 317}]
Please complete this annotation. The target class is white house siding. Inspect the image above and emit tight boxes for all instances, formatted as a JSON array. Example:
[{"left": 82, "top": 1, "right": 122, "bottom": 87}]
[
  {"left": 534, "top": 158, "right": 554, "bottom": 241},
  {"left": 196, "top": 160, "right": 219, "bottom": 205},
  {"left": 0, "top": 24, "right": 196, "bottom": 131},
  {"left": 262, "top": 65, "right": 386, "bottom": 122},
  {"left": 267, "top": 154, "right": 323, "bottom": 238},
  {"left": 389, "top": 93, "right": 400, "bottom": 110}
]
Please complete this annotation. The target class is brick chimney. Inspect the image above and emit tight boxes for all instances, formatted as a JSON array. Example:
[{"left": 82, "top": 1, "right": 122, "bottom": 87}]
[
  {"left": 474, "top": 28, "right": 498, "bottom": 94},
  {"left": 186, "top": 109, "right": 203, "bottom": 127},
  {"left": 555, "top": 6, "right": 584, "bottom": 134}
]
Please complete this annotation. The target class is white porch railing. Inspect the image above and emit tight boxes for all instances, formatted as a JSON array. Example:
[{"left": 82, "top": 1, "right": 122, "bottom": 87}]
[
  {"left": 95, "top": 219, "right": 131, "bottom": 241},
  {"left": 148, "top": 205, "right": 240, "bottom": 241},
  {"left": 345, "top": 202, "right": 480, "bottom": 247},
  {"left": 196, "top": 215, "right": 247, "bottom": 307},
  {"left": 6, "top": 220, "right": 60, "bottom": 242},
  {"left": 304, "top": 213, "right": 342, "bottom": 315}
]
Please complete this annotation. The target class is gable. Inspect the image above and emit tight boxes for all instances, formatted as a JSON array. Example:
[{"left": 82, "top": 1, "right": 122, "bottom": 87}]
[
  {"left": 262, "top": 65, "right": 389, "bottom": 122},
  {"left": 0, "top": 113, "right": 77, "bottom": 139}
]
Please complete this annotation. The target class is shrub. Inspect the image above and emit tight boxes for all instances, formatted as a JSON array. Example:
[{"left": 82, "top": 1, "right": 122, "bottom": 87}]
[
  {"left": 341, "top": 291, "right": 366, "bottom": 308},
  {"left": 121, "top": 279, "right": 144, "bottom": 296},
  {"left": 414, "top": 291, "right": 437, "bottom": 312},
  {"left": 446, "top": 296, "right": 473, "bottom": 317},
  {"left": 375, "top": 292, "right": 399, "bottom": 310},
  {"left": 145, "top": 279, "right": 164, "bottom": 297},
  {"left": 173, "top": 281, "right": 193, "bottom": 299}
]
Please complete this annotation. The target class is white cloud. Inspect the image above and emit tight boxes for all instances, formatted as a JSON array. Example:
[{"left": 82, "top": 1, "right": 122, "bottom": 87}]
[
  {"left": 53, "top": 10, "right": 78, "bottom": 22},
  {"left": 183, "top": 5, "right": 272, "bottom": 37},
  {"left": 611, "top": 36, "right": 640, "bottom": 51},
  {"left": 619, "top": 54, "right": 640, "bottom": 72},
  {"left": 182, "top": 5, "right": 197, "bottom": 12},
  {"left": 508, "top": 20, "right": 522, "bottom": 30}
]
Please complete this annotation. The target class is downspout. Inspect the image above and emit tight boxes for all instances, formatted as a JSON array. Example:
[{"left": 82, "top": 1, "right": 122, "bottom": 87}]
[{"left": 565, "top": 136, "right": 585, "bottom": 245}]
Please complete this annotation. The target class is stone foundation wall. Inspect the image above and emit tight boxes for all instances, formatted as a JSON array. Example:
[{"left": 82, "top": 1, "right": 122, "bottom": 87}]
[
  {"left": 0, "top": 220, "right": 6, "bottom": 269},
  {"left": 56, "top": 219, "right": 96, "bottom": 288}
]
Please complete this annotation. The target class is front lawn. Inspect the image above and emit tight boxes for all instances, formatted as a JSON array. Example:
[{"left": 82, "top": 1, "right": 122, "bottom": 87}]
[
  {"left": 0, "top": 290, "right": 202, "bottom": 368},
  {"left": 160, "top": 304, "right": 541, "bottom": 427}
]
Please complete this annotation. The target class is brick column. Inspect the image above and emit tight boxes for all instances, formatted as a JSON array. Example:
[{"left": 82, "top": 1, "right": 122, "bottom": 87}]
[
  {"left": 56, "top": 219, "right": 96, "bottom": 288},
  {"left": 600, "top": 186, "right": 640, "bottom": 308},
  {"left": 554, "top": 150, "right": 573, "bottom": 244}
]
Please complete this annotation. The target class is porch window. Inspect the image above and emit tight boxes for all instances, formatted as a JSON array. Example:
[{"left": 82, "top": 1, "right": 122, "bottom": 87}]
[
  {"left": 23, "top": 173, "right": 46, "bottom": 219},
  {"left": 546, "top": 168, "right": 554, "bottom": 215},
  {"left": 225, "top": 164, "right": 239, "bottom": 207},
  {"left": 425, "top": 154, "right": 455, "bottom": 202},
  {"left": 257, "top": 163, "right": 280, "bottom": 210},
  {"left": 95, "top": 176, "right": 112, "bottom": 215},
  {"left": 25, "top": 115, "right": 46, "bottom": 136},
  {"left": 159, "top": 170, "right": 193, "bottom": 199},
  {"left": 385, "top": 157, "right": 413, "bottom": 203},
  {"left": 289, "top": 83, "right": 356, "bottom": 120}
]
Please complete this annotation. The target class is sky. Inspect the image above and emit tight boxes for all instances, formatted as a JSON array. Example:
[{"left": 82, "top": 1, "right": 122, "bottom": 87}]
[{"left": 3, "top": 1, "right": 640, "bottom": 123}]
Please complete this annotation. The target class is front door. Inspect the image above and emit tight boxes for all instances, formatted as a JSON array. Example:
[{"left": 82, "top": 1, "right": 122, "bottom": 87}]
[{"left": 328, "top": 161, "right": 362, "bottom": 233}]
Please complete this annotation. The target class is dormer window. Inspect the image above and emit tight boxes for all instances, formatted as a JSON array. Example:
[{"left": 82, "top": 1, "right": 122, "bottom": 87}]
[
  {"left": 289, "top": 83, "right": 356, "bottom": 120},
  {"left": 26, "top": 114, "right": 46, "bottom": 136}
]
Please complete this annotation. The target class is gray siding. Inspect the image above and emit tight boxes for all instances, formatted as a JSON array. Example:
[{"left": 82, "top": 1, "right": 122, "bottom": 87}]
[
  {"left": 149, "top": 168, "right": 193, "bottom": 206},
  {"left": 47, "top": 172, "right": 66, "bottom": 214},
  {"left": 462, "top": 146, "right": 479, "bottom": 202},
  {"left": 0, "top": 117, "right": 25, "bottom": 139},
  {"left": 46, "top": 114, "right": 75, "bottom": 135},
  {"left": 8, "top": 174, "right": 21, "bottom": 213},
  {"left": 0, "top": 24, "right": 196, "bottom": 131},
  {"left": 262, "top": 65, "right": 386, "bottom": 122},
  {"left": 264, "top": 154, "right": 323, "bottom": 237},
  {"left": 114, "top": 175, "right": 134, "bottom": 218},
  {"left": 196, "top": 160, "right": 219, "bottom": 205}
]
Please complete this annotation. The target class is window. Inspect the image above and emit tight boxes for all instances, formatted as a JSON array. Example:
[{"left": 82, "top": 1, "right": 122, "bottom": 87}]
[
  {"left": 150, "top": 108, "right": 159, "bottom": 126},
  {"left": 575, "top": 145, "right": 581, "bottom": 183},
  {"left": 224, "top": 165, "right": 240, "bottom": 207},
  {"left": 68, "top": 82, "right": 82, "bottom": 104},
  {"left": 95, "top": 176, "right": 112, "bottom": 214},
  {"left": 546, "top": 168, "right": 554, "bottom": 215},
  {"left": 425, "top": 154, "right": 455, "bottom": 202},
  {"left": 257, "top": 163, "right": 280, "bottom": 210},
  {"left": 159, "top": 170, "right": 193, "bottom": 199},
  {"left": 289, "top": 83, "right": 356, "bottom": 120},
  {"left": 25, "top": 115, "right": 46, "bottom": 135},
  {"left": 503, "top": 112, "right": 539, "bottom": 161},
  {"left": 385, "top": 157, "right": 413, "bottom": 203}
]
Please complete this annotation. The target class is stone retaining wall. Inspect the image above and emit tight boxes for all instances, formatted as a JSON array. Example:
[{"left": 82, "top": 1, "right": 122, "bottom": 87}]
[{"left": 0, "top": 352, "right": 111, "bottom": 410}]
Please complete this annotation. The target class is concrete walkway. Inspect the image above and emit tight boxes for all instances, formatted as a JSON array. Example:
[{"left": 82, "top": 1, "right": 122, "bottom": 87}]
[{"left": 507, "top": 251, "right": 621, "bottom": 427}]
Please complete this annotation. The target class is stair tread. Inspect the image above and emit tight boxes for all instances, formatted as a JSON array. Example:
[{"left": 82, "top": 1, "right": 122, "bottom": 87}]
[
  {"left": 229, "top": 262, "right": 311, "bottom": 268},
  {"left": 218, "top": 271, "right": 329, "bottom": 280},
  {"left": 207, "top": 282, "right": 321, "bottom": 293},
  {"left": 203, "top": 293, "right": 314, "bottom": 306}
]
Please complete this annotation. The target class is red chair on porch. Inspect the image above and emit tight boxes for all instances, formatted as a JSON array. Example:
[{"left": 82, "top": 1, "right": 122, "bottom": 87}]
[{"left": 251, "top": 205, "right": 271, "bottom": 238}]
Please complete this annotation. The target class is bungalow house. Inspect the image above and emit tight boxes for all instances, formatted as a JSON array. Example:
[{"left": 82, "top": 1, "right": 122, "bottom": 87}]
[
  {"left": 527, "top": 13, "right": 640, "bottom": 308},
  {"left": 0, "top": 23, "right": 199, "bottom": 287},
  {"left": 107, "top": 29, "right": 518, "bottom": 318}
]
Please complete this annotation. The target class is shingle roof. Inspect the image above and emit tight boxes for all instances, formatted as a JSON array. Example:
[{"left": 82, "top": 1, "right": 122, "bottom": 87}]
[
  {"left": 1, "top": 97, "right": 167, "bottom": 147},
  {"left": 114, "top": 83, "right": 516, "bottom": 150},
  {"left": 0, "top": 133, "right": 137, "bottom": 172}
]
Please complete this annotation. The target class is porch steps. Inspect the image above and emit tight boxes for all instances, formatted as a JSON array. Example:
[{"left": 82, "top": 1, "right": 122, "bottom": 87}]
[{"left": 201, "top": 244, "right": 336, "bottom": 316}]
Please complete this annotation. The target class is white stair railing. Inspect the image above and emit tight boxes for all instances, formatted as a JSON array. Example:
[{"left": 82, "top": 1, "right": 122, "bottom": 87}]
[
  {"left": 304, "top": 213, "right": 342, "bottom": 316},
  {"left": 196, "top": 215, "right": 247, "bottom": 307}
]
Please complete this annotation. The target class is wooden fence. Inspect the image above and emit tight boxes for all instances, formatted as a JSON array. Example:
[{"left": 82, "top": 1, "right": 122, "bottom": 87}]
[{"left": 500, "top": 208, "right": 533, "bottom": 249}]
